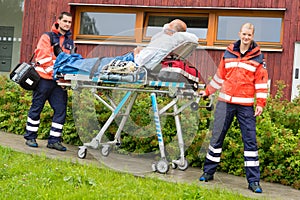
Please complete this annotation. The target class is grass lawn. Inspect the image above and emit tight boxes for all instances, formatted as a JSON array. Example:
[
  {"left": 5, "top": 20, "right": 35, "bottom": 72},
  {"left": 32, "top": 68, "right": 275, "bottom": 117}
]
[{"left": 0, "top": 146, "right": 252, "bottom": 200}]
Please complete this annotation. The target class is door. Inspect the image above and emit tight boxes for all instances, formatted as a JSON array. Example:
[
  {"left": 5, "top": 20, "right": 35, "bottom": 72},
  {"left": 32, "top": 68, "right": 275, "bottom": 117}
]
[
  {"left": 0, "top": 26, "right": 14, "bottom": 72},
  {"left": 291, "top": 42, "right": 300, "bottom": 100}
]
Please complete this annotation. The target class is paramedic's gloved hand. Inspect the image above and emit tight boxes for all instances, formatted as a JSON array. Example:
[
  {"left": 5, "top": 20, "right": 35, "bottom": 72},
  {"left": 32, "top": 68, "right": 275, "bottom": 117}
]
[
  {"left": 198, "top": 90, "right": 209, "bottom": 100},
  {"left": 53, "top": 43, "right": 63, "bottom": 57},
  {"left": 254, "top": 106, "right": 263, "bottom": 117},
  {"left": 198, "top": 90, "right": 207, "bottom": 96},
  {"left": 70, "top": 46, "right": 77, "bottom": 54}
]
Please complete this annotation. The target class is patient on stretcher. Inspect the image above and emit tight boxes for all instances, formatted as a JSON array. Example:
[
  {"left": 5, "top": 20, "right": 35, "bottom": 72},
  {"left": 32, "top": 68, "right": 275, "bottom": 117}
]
[{"left": 54, "top": 19, "right": 198, "bottom": 82}]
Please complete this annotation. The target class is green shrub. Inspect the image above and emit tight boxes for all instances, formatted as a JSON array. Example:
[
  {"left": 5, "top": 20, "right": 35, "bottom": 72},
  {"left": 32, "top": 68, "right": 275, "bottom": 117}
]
[{"left": 0, "top": 75, "right": 80, "bottom": 145}]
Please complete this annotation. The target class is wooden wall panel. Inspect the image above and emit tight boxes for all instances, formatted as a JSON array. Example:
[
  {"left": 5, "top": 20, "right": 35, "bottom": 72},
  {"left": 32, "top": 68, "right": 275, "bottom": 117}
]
[
  {"left": 264, "top": 52, "right": 282, "bottom": 96},
  {"left": 217, "top": 0, "right": 226, "bottom": 7},
  {"left": 277, "top": 0, "right": 286, "bottom": 7},
  {"left": 224, "top": 0, "right": 233, "bottom": 7},
  {"left": 297, "top": 21, "right": 300, "bottom": 41},
  {"left": 237, "top": 0, "right": 245, "bottom": 7},
  {"left": 143, "top": 0, "right": 150, "bottom": 6},
  {"left": 20, "top": 0, "right": 300, "bottom": 99},
  {"left": 264, "top": 0, "right": 273, "bottom": 8}
]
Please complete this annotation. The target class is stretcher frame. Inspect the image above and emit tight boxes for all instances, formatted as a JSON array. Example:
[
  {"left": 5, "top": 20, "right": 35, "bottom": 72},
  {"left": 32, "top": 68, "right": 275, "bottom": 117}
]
[{"left": 57, "top": 42, "right": 214, "bottom": 174}]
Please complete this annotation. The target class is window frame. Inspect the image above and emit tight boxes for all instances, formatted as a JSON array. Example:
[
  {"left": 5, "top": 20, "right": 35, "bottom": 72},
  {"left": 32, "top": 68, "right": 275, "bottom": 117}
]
[
  {"left": 214, "top": 10, "right": 285, "bottom": 49},
  {"left": 74, "top": 6, "right": 141, "bottom": 42},
  {"left": 142, "top": 12, "right": 209, "bottom": 45},
  {"left": 72, "top": 5, "right": 285, "bottom": 50}
]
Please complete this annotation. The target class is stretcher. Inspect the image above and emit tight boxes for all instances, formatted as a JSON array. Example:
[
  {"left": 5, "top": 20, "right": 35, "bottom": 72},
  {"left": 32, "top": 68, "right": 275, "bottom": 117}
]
[{"left": 55, "top": 41, "right": 214, "bottom": 174}]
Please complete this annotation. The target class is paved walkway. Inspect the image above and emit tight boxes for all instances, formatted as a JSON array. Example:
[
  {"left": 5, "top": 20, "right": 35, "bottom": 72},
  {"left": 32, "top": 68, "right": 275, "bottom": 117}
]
[{"left": 0, "top": 131, "right": 299, "bottom": 200}]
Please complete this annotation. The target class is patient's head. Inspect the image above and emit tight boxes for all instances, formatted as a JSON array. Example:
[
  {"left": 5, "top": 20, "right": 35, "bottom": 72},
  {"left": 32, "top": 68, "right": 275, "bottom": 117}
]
[
  {"left": 170, "top": 19, "right": 187, "bottom": 32},
  {"left": 164, "top": 19, "right": 187, "bottom": 35}
]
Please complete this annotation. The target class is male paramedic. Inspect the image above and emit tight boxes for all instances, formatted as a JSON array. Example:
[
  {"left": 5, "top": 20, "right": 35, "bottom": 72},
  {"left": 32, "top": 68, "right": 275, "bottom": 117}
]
[
  {"left": 198, "top": 23, "right": 268, "bottom": 193},
  {"left": 24, "top": 11, "right": 75, "bottom": 151}
]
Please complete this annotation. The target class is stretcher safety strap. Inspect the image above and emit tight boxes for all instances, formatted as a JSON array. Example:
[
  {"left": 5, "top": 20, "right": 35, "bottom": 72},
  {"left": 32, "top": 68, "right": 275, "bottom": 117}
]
[{"left": 148, "top": 81, "right": 185, "bottom": 88}]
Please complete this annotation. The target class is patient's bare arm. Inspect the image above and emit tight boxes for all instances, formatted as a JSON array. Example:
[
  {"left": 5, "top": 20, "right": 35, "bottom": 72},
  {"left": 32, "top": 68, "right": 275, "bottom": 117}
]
[{"left": 134, "top": 46, "right": 144, "bottom": 57}]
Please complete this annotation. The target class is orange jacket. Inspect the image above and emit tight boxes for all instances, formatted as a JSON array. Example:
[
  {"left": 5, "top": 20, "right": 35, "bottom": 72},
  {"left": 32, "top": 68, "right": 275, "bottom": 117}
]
[
  {"left": 205, "top": 40, "right": 269, "bottom": 108},
  {"left": 34, "top": 23, "right": 74, "bottom": 79}
]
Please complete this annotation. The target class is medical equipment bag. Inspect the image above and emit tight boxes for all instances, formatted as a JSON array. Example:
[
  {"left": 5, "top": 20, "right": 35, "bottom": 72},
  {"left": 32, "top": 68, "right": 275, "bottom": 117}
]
[
  {"left": 158, "top": 60, "right": 200, "bottom": 90},
  {"left": 10, "top": 62, "right": 40, "bottom": 90}
]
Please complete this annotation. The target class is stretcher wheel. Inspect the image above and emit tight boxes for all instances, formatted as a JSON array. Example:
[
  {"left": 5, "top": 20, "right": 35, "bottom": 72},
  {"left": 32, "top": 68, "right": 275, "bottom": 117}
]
[
  {"left": 77, "top": 146, "right": 87, "bottom": 159},
  {"left": 171, "top": 162, "right": 177, "bottom": 169},
  {"left": 116, "top": 142, "right": 122, "bottom": 147},
  {"left": 151, "top": 162, "right": 157, "bottom": 172},
  {"left": 190, "top": 102, "right": 199, "bottom": 111},
  {"left": 101, "top": 145, "right": 111, "bottom": 157},
  {"left": 206, "top": 103, "right": 214, "bottom": 111},
  {"left": 71, "top": 80, "right": 79, "bottom": 90},
  {"left": 156, "top": 159, "right": 169, "bottom": 174},
  {"left": 178, "top": 158, "right": 188, "bottom": 171}
]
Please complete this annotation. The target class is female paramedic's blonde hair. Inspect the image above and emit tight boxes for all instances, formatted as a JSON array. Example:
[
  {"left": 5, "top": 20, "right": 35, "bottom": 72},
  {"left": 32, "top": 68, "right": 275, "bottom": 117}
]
[{"left": 240, "top": 22, "right": 255, "bottom": 34}]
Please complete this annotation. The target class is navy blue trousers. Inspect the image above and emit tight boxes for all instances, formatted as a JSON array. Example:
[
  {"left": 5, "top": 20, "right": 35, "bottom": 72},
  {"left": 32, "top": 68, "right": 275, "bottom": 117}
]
[
  {"left": 24, "top": 78, "right": 67, "bottom": 144},
  {"left": 203, "top": 101, "right": 260, "bottom": 183}
]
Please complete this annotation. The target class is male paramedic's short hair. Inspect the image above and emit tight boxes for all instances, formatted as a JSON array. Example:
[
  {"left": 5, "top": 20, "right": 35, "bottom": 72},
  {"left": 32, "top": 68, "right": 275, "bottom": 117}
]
[{"left": 58, "top": 12, "right": 72, "bottom": 20}]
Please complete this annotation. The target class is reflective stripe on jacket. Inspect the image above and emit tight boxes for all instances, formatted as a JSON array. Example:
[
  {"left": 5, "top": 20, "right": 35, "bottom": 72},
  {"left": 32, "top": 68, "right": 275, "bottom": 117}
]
[
  {"left": 34, "top": 23, "right": 74, "bottom": 80},
  {"left": 205, "top": 40, "right": 269, "bottom": 108}
]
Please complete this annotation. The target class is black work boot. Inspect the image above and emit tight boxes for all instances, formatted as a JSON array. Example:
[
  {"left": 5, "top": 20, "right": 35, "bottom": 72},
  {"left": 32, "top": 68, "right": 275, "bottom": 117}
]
[
  {"left": 47, "top": 142, "right": 67, "bottom": 151},
  {"left": 199, "top": 173, "right": 214, "bottom": 182},
  {"left": 25, "top": 139, "right": 38, "bottom": 148},
  {"left": 248, "top": 182, "right": 263, "bottom": 193}
]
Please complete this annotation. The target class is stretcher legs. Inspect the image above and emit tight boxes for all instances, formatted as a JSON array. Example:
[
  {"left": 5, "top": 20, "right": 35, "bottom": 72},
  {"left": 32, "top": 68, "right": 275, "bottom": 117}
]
[
  {"left": 150, "top": 93, "right": 169, "bottom": 173},
  {"left": 99, "top": 91, "right": 138, "bottom": 157},
  {"left": 78, "top": 91, "right": 137, "bottom": 158},
  {"left": 76, "top": 85, "right": 215, "bottom": 174},
  {"left": 150, "top": 93, "right": 192, "bottom": 173},
  {"left": 171, "top": 104, "right": 189, "bottom": 170}
]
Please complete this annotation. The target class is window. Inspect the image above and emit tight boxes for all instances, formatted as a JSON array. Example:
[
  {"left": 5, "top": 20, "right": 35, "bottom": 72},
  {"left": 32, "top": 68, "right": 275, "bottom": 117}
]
[
  {"left": 72, "top": 5, "right": 285, "bottom": 50},
  {"left": 80, "top": 12, "right": 136, "bottom": 37},
  {"left": 145, "top": 15, "right": 208, "bottom": 40},
  {"left": 217, "top": 16, "right": 282, "bottom": 42}
]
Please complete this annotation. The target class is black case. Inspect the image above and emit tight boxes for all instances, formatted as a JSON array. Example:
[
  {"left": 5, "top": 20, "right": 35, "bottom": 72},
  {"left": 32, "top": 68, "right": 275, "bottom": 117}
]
[{"left": 10, "top": 62, "right": 40, "bottom": 90}]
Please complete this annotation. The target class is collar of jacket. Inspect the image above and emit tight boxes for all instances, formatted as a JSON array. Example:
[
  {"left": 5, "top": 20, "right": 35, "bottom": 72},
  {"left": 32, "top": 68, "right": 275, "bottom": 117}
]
[
  {"left": 51, "top": 22, "right": 72, "bottom": 38},
  {"left": 227, "top": 40, "right": 261, "bottom": 58}
]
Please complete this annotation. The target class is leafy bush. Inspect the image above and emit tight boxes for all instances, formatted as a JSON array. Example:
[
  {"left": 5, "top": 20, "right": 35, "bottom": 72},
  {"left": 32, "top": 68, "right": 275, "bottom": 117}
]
[
  {"left": 1, "top": 75, "right": 299, "bottom": 189},
  {"left": 0, "top": 75, "right": 80, "bottom": 145}
]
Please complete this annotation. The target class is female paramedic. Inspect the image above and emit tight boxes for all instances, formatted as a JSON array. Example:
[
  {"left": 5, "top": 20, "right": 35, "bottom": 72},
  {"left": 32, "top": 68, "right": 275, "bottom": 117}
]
[{"left": 198, "top": 23, "right": 269, "bottom": 193}]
